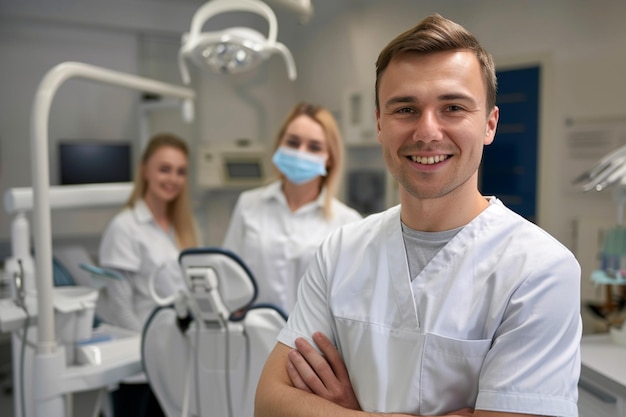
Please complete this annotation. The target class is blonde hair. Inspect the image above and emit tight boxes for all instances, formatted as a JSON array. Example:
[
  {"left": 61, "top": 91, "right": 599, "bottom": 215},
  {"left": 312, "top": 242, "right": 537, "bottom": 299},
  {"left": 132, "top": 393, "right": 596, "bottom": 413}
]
[
  {"left": 272, "top": 102, "right": 344, "bottom": 219},
  {"left": 126, "top": 133, "right": 198, "bottom": 249}
]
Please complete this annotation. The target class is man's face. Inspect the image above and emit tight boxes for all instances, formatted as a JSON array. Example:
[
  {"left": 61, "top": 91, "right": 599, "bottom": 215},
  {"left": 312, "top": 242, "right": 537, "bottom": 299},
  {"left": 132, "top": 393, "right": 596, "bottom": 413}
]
[{"left": 376, "top": 50, "right": 498, "bottom": 201}]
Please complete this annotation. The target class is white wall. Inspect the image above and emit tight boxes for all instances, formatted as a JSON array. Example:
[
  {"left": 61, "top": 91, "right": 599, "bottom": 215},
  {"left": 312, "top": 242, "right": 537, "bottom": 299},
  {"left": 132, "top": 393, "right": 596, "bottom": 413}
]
[{"left": 1, "top": 0, "right": 625, "bottom": 294}]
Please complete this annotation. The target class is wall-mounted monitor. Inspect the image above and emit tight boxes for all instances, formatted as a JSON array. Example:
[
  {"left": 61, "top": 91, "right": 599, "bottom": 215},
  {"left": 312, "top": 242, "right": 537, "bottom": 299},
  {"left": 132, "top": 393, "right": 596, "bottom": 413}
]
[{"left": 58, "top": 140, "right": 132, "bottom": 185}]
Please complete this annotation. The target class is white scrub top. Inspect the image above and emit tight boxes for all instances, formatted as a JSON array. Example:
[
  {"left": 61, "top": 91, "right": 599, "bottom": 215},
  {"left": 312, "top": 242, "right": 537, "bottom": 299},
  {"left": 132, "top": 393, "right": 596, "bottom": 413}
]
[
  {"left": 222, "top": 180, "right": 362, "bottom": 314},
  {"left": 279, "top": 198, "right": 582, "bottom": 416},
  {"left": 97, "top": 199, "right": 185, "bottom": 332}
]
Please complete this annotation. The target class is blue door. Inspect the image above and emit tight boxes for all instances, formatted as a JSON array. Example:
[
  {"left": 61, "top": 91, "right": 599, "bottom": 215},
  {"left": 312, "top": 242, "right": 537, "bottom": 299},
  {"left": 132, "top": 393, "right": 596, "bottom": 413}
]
[{"left": 480, "top": 66, "right": 539, "bottom": 222}]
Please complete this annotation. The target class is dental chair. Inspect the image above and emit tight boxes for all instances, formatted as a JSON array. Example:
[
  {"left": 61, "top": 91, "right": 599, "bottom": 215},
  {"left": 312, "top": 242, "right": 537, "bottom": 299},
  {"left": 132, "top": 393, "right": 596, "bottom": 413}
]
[{"left": 141, "top": 247, "right": 287, "bottom": 417}]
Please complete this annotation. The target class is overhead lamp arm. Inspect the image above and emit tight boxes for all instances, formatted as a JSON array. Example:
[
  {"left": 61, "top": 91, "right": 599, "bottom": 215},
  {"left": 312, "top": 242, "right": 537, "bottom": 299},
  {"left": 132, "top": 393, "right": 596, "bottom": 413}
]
[
  {"left": 30, "top": 62, "right": 195, "bottom": 355},
  {"left": 266, "top": 0, "right": 314, "bottom": 24}
]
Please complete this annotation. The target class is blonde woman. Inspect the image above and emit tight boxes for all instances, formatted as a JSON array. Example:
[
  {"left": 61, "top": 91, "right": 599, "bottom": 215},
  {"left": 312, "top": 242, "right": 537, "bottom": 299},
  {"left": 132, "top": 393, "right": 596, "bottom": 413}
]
[
  {"left": 97, "top": 133, "right": 198, "bottom": 417},
  {"left": 223, "top": 102, "right": 362, "bottom": 315},
  {"left": 97, "top": 132, "right": 198, "bottom": 331}
]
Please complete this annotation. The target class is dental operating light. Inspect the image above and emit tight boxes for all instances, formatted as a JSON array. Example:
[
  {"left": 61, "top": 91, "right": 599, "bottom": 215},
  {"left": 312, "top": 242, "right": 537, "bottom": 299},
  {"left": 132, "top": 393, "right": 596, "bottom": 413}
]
[{"left": 178, "top": 0, "right": 297, "bottom": 84}]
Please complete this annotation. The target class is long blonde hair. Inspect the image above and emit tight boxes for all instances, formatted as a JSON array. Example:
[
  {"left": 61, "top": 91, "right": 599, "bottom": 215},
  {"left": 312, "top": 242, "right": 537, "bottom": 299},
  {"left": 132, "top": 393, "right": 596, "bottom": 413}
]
[
  {"left": 272, "top": 102, "right": 344, "bottom": 219},
  {"left": 126, "top": 133, "right": 198, "bottom": 249}
]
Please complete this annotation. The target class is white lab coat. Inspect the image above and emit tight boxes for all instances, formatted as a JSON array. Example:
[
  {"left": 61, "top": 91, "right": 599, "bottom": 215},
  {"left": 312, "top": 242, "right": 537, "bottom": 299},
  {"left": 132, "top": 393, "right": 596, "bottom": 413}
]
[
  {"left": 222, "top": 181, "right": 362, "bottom": 314},
  {"left": 97, "top": 199, "right": 185, "bottom": 332},
  {"left": 279, "top": 198, "right": 581, "bottom": 416}
]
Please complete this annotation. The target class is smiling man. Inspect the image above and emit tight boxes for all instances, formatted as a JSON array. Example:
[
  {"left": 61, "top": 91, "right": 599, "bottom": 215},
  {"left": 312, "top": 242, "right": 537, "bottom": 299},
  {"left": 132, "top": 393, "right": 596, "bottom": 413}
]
[{"left": 254, "top": 14, "right": 581, "bottom": 417}]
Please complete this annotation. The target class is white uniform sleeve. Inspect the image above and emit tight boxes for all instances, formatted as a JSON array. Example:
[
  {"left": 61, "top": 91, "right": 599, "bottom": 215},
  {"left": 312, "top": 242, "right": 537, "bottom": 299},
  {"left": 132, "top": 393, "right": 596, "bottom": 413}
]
[
  {"left": 277, "top": 237, "right": 337, "bottom": 350},
  {"left": 99, "top": 216, "right": 142, "bottom": 272},
  {"left": 222, "top": 196, "right": 245, "bottom": 251},
  {"left": 97, "top": 214, "right": 144, "bottom": 331},
  {"left": 476, "top": 250, "right": 582, "bottom": 414},
  {"left": 98, "top": 269, "right": 144, "bottom": 332}
]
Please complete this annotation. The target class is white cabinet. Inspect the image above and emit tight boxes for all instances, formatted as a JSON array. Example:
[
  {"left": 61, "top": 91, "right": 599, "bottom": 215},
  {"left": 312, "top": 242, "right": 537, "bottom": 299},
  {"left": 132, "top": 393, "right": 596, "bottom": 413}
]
[{"left": 579, "top": 335, "right": 626, "bottom": 417}]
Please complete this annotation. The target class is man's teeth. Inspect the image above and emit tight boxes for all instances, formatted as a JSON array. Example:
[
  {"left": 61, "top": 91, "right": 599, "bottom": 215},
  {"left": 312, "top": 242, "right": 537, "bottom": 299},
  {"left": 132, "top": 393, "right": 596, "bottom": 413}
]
[{"left": 411, "top": 155, "right": 449, "bottom": 165}]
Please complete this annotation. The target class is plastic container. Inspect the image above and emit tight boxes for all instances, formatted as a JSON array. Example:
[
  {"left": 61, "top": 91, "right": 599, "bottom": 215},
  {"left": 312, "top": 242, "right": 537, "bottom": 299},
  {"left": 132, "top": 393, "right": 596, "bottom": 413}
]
[{"left": 53, "top": 286, "right": 98, "bottom": 364}]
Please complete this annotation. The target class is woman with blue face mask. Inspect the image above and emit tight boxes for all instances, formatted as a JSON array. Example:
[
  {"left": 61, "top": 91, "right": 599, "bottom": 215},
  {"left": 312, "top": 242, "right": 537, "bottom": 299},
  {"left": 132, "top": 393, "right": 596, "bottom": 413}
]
[{"left": 222, "top": 102, "right": 362, "bottom": 315}]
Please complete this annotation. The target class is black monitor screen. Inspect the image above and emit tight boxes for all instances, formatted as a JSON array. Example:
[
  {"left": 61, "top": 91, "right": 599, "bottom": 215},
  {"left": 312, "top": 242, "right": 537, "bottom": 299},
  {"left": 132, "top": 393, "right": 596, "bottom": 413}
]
[
  {"left": 59, "top": 141, "right": 132, "bottom": 185},
  {"left": 225, "top": 160, "right": 263, "bottom": 179}
]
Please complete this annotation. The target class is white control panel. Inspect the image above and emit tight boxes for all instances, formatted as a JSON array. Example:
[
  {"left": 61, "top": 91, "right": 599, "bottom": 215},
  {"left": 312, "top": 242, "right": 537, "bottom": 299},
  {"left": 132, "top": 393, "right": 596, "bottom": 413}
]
[{"left": 196, "top": 139, "right": 271, "bottom": 189}]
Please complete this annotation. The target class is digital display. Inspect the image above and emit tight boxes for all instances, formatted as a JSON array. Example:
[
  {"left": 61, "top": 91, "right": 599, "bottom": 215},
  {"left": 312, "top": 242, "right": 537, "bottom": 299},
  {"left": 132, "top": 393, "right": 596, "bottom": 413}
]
[
  {"left": 225, "top": 160, "right": 263, "bottom": 179},
  {"left": 59, "top": 141, "right": 132, "bottom": 185}
]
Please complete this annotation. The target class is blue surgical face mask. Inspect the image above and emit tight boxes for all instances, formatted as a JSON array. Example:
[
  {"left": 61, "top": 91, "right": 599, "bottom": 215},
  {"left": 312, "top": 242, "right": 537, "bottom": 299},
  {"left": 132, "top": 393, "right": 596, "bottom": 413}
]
[{"left": 272, "top": 146, "right": 327, "bottom": 185}]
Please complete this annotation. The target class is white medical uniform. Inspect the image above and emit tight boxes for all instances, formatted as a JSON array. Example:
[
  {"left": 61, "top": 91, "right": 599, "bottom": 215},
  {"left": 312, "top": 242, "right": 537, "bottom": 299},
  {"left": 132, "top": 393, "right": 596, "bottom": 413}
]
[
  {"left": 98, "top": 199, "right": 185, "bottom": 332},
  {"left": 279, "top": 198, "right": 582, "bottom": 416},
  {"left": 222, "top": 180, "right": 362, "bottom": 314}
]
